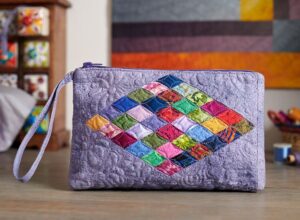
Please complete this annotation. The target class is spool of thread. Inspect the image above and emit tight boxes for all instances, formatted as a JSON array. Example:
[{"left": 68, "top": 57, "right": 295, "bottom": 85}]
[
  {"left": 287, "top": 152, "right": 300, "bottom": 166},
  {"left": 273, "top": 143, "right": 292, "bottom": 164}
]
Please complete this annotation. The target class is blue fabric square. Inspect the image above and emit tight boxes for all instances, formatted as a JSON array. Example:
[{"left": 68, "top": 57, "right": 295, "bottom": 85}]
[
  {"left": 112, "top": 96, "right": 138, "bottom": 112},
  {"left": 157, "top": 75, "right": 183, "bottom": 88},
  {"left": 126, "top": 141, "right": 153, "bottom": 158},
  {"left": 100, "top": 106, "right": 123, "bottom": 120},
  {"left": 186, "top": 125, "right": 213, "bottom": 142},
  {"left": 141, "top": 115, "right": 167, "bottom": 131},
  {"left": 142, "top": 97, "right": 168, "bottom": 113},
  {"left": 201, "top": 135, "right": 227, "bottom": 152},
  {"left": 171, "top": 152, "right": 197, "bottom": 168}
]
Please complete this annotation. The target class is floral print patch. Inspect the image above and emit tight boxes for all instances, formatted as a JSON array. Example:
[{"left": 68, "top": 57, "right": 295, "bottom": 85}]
[{"left": 86, "top": 75, "right": 254, "bottom": 176}]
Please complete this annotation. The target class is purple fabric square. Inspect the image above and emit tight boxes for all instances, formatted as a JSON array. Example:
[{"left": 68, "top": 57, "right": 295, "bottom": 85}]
[
  {"left": 141, "top": 115, "right": 167, "bottom": 131},
  {"left": 100, "top": 106, "right": 123, "bottom": 120}
]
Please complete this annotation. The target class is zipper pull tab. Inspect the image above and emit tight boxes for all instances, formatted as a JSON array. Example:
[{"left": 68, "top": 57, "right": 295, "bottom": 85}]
[{"left": 82, "top": 62, "right": 104, "bottom": 68}]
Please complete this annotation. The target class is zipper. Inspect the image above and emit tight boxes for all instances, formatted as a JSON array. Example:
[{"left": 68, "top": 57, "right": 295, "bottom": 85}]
[
  {"left": 81, "top": 62, "right": 254, "bottom": 73},
  {"left": 82, "top": 62, "right": 105, "bottom": 68}
]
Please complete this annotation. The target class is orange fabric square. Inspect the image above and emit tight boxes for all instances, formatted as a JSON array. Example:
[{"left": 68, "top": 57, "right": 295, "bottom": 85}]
[
  {"left": 86, "top": 114, "right": 110, "bottom": 131},
  {"left": 217, "top": 109, "right": 243, "bottom": 125}
]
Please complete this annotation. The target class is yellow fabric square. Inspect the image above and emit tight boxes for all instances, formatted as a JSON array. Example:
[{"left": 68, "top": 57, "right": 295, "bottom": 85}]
[
  {"left": 86, "top": 114, "right": 109, "bottom": 131},
  {"left": 240, "top": 0, "right": 273, "bottom": 21},
  {"left": 202, "top": 118, "right": 228, "bottom": 134}
]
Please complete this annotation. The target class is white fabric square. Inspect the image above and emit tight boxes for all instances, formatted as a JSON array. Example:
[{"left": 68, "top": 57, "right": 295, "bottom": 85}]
[
  {"left": 127, "top": 123, "right": 153, "bottom": 139},
  {"left": 127, "top": 105, "right": 153, "bottom": 122},
  {"left": 172, "top": 115, "right": 197, "bottom": 132}
]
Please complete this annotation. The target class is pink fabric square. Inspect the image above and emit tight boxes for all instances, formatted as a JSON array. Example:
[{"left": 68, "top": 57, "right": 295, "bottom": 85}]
[
  {"left": 100, "top": 123, "right": 122, "bottom": 138},
  {"left": 172, "top": 115, "right": 197, "bottom": 132},
  {"left": 201, "top": 100, "right": 228, "bottom": 116},
  {"left": 143, "top": 82, "right": 168, "bottom": 95},
  {"left": 127, "top": 105, "right": 153, "bottom": 121},
  {"left": 156, "top": 160, "right": 182, "bottom": 176},
  {"left": 156, "top": 142, "right": 183, "bottom": 158}
]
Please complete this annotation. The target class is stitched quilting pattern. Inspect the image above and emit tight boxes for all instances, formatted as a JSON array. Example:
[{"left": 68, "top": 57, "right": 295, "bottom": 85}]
[{"left": 86, "top": 75, "right": 254, "bottom": 176}]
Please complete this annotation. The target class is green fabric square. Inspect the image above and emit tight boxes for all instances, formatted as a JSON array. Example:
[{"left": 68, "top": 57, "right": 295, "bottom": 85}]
[
  {"left": 128, "top": 88, "right": 153, "bottom": 103},
  {"left": 172, "top": 98, "right": 198, "bottom": 114},
  {"left": 142, "top": 151, "right": 165, "bottom": 166},
  {"left": 142, "top": 133, "right": 168, "bottom": 149},
  {"left": 172, "top": 134, "right": 197, "bottom": 150},
  {"left": 233, "top": 119, "right": 253, "bottom": 134},
  {"left": 188, "top": 109, "right": 212, "bottom": 124},
  {"left": 187, "top": 91, "right": 213, "bottom": 106},
  {"left": 112, "top": 114, "right": 137, "bottom": 130}
]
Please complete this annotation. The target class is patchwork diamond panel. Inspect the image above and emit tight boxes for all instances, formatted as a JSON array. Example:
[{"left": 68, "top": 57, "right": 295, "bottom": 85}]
[{"left": 86, "top": 75, "right": 254, "bottom": 176}]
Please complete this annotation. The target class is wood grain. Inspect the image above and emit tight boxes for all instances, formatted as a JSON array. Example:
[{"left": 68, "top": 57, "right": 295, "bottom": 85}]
[{"left": 1, "top": 149, "right": 300, "bottom": 220}]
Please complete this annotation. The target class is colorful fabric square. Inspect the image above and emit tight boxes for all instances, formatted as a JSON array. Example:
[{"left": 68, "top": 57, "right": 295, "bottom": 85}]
[
  {"left": 172, "top": 83, "right": 199, "bottom": 97},
  {"left": 24, "top": 41, "right": 49, "bottom": 68},
  {"left": 86, "top": 74, "right": 254, "bottom": 176},
  {"left": 156, "top": 124, "right": 183, "bottom": 141},
  {"left": 217, "top": 109, "right": 243, "bottom": 125},
  {"left": 201, "top": 100, "right": 228, "bottom": 116},
  {"left": 142, "top": 82, "right": 168, "bottom": 95},
  {"left": 99, "top": 123, "right": 123, "bottom": 138},
  {"left": 142, "top": 151, "right": 165, "bottom": 166},
  {"left": 186, "top": 125, "right": 213, "bottom": 142},
  {"left": 126, "top": 141, "right": 153, "bottom": 158},
  {"left": 202, "top": 136, "right": 227, "bottom": 152},
  {"left": 233, "top": 119, "right": 254, "bottom": 134},
  {"left": 112, "top": 96, "right": 138, "bottom": 112},
  {"left": 18, "top": 7, "right": 49, "bottom": 36},
  {"left": 189, "top": 144, "right": 211, "bottom": 160},
  {"left": 217, "top": 127, "right": 241, "bottom": 143},
  {"left": 127, "top": 105, "right": 153, "bottom": 122},
  {"left": 23, "top": 106, "right": 48, "bottom": 134},
  {"left": 128, "top": 88, "right": 153, "bottom": 103},
  {"left": 156, "top": 142, "right": 183, "bottom": 159},
  {"left": 187, "top": 91, "right": 213, "bottom": 106},
  {"left": 112, "top": 114, "right": 137, "bottom": 130},
  {"left": 0, "top": 10, "right": 17, "bottom": 35},
  {"left": 188, "top": 108, "right": 212, "bottom": 124},
  {"left": 142, "top": 96, "right": 168, "bottom": 113},
  {"left": 142, "top": 133, "right": 168, "bottom": 149},
  {"left": 157, "top": 75, "right": 183, "bottom": 88},
  {"left": 158, "top": 89, "right": 182, "bottom": 103},
  {"left": 171, "top": 152, "right": 197, "bottom": 168},
  {"left": 172, "top": 115, "right": 197, "bottom": 132},
  {"left": 157, "top": 106, "right": 183, "bottom": 123},
  {"left": 127, "top": 123, "right": 153, "bottom": 139},
  {"left": 172, "top": 134, "right": 197, "bottom": 150},
  {"left": 141, "top": 115, "right": 167, "bottom": 131},
  {"left": 111, "top": 132, "right": 137, "bottom": 148},
  {"left": 156, "top": 160, "right": 182, "bottom": 176},
  {"left": 202, "top": 117, "right": 228, "bottom": 134},
  {"left": 0, "top": 74, "right": 18, "bottom": 88},
  {"left": 0, "top": 42, "right": 18, "bottom": 67},
  {"left": 23, "top": 74, "right": 48, "bottom": 101},
  {"left": 172, "top": 98, "right": 198, "bottom": 114},
  {"left": 86, "top": 114, "right": 110, "bottom": 131},
  {"left": 100, "top": 106, "right": 123, "bottom": 120}
]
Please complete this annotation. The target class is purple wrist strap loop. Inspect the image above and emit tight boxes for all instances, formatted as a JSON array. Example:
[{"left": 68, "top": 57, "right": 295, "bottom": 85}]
[{"left": 13, "top": 71, "right": 74, "bottom": 182}]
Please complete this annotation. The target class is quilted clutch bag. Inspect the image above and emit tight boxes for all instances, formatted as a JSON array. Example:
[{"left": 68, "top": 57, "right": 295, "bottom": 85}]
[{"left": 13, "top": 63, "right": 265, "bottom": 192}]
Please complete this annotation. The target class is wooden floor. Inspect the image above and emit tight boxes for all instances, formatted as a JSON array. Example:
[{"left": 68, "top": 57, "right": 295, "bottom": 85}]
[{"left": 1, "top": 149, "right": 300, "bottom": 220}]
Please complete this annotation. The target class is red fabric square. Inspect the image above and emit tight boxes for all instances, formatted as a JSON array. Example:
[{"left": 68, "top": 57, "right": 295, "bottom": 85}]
[
  {"left": 111, "top": 132, "right": 137, "bottom": 148},
  {"left": 217, "top": 109, "right": 243, "bottom": 125},
  {"left": 157, "top": 124, "right": 184, "bottom": 141},
  {"left": 158, "top": 89, "right": 182, "bottom": 103},
  {"left": 189, "top": 144, "right": 211, "bottom": 160},
  {"left": 157, "top": 106, "right": 183, "bottom": 123},
  {"left": 156, "top": 160, "right": 182, "bottom": 175}
]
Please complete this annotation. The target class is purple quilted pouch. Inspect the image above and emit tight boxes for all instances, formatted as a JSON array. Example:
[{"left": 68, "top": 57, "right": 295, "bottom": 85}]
[{"left": 13, "top": 63, "right": 265, "bottom": 192}]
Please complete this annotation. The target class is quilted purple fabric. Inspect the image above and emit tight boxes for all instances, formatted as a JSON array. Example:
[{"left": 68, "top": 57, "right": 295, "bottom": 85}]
[{"left": 69, "top": 68, "right": 265, "bottom": 192}]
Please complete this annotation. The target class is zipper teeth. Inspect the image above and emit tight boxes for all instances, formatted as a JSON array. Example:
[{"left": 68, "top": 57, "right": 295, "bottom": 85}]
[{"left": 82, "top": 65, "right": 255, "bottom": 73}]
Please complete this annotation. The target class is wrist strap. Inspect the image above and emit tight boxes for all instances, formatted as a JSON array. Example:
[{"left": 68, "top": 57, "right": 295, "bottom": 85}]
[{"left": 13, "top": 71, "right": 74, "bottom": 182}]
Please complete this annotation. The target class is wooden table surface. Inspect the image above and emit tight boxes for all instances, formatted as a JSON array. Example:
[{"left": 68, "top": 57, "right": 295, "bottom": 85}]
[{"left": 1, "top": 149, "right": 300, "bottom": 220}]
